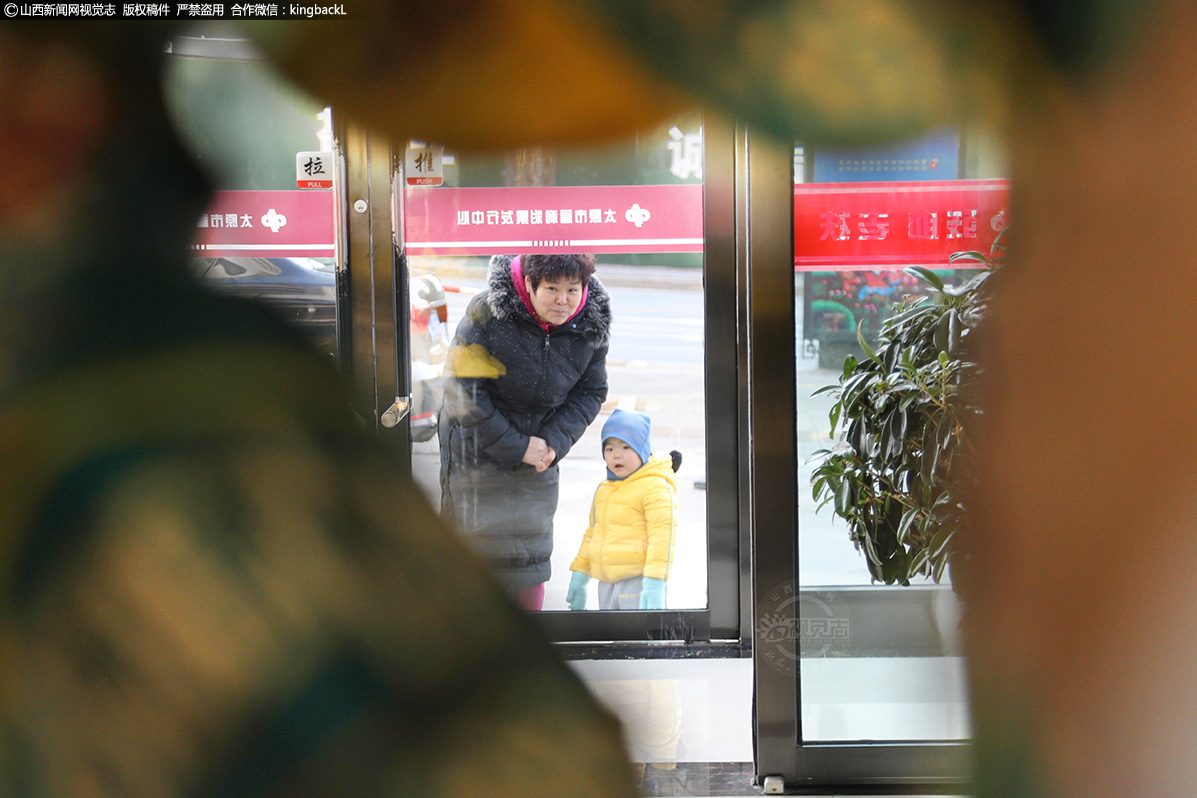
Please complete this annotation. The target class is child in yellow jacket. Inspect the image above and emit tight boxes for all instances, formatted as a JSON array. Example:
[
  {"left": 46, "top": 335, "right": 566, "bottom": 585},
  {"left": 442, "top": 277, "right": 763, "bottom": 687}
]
[{"left": 566, "top": 409, "right": 679, "bottom": 610}]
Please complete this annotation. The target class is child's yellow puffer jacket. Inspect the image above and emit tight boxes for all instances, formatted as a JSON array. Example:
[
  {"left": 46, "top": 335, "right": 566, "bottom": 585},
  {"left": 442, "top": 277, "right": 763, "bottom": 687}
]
[{"left": 570, "top": 453, "right": 678, "bottom": 584}]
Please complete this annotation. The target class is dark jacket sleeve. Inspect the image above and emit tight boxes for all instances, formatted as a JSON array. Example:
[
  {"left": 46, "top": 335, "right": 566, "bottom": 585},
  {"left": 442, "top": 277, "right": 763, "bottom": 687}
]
[
  {"left": 441, "top": 300, "right": 530, "bottom": 468},
  {"left": 538, "top": 340, "right": 608, "bottom": 461}
]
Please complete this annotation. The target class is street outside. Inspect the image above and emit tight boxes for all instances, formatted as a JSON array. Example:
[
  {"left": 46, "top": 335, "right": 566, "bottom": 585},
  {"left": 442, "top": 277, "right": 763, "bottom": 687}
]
[{"left": 409, "top": 259, "right": 881, "bottom": 615}]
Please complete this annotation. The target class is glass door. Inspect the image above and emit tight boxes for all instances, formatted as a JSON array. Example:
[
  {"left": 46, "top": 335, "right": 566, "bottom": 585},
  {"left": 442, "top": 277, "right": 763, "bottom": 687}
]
[
  {"left": 397, "top": 115, "right": 744, "bottom": 644},
  {"left": 164, "top": 29, "right": 745, "bottom": 647},
  {"left": 752, "top": 126, "right": 1009, "bottom": 789},
  {"left": 164, "top": 32, "right": 415, "bottom": 472}
]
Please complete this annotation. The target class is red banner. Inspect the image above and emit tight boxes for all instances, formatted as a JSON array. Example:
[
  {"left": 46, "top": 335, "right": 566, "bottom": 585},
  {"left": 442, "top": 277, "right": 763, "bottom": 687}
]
[
  {"left": 404, "top": 184, "right": 703, "bottom": 255},
  {"left": 794, "top": 179, "right": 1009, "bottom": 271},
  {"left": 192, "top": 190, "right": 335, "bottom": 258}
]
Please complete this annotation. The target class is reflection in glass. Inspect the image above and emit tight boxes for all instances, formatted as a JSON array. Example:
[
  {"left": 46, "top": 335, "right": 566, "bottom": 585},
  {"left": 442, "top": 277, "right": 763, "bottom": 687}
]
[
  {"left": 588, "top": 679, "right": 682, "bottom": 761},
  {"left": 189, "top": 257, "right": 337, "bottom": 357},
  {"left": 573, "top": 658, "right": 754, "bottom": 768},
  {"left": 165, "top": 55, "right": 338, "bottom": 357}
]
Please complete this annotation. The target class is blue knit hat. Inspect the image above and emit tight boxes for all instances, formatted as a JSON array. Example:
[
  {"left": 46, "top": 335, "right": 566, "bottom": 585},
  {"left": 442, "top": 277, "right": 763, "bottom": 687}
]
[{"left": 601, "top": 409, "right": 652, "bottom": 479}]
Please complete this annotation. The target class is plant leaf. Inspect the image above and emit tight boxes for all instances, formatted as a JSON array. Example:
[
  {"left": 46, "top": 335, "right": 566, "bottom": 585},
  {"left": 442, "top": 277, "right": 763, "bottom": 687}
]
[
  {"left": 862, "top": 532, "right": 881, "bottom": 569},
  {"left": 947, "top": 309, "right": 961, "bottom": 353},
  {"left": 842, "top": 372, "right": 876, "bottom": 416},
  {"left": 856, "top": 322, "right": 880, "bottom": 364},
  {"left": 896, "top": 507, "right": 920, "bottom": 545},
  {"left": 847, "top": 417, "right": 866, "bottom": 455},
  {"left": 928, "top": 521, "right": 954, "bottom": 560},
  {"left": 890, "top": 408, "right": 908, "bottom": 452},
  {"left": 910, "top": 547, "right": 930, "bottom": 576},
  {"left": 933, "top": 311, "right": 951, "bottom": 352},
  {"left": 904, "top": 265, "right": 945, "bottom": 291},
  {"left": 932, "top": 554, "right": 948, "bottom": 583},
  {"left": 921, "top": 422, "right": 939, "bottom": 483},
  {"left": 835, "top": 480, "right": 853, "bottom": 515},
  {"left": 884, "top": 305, "right": 936, "bottom": 334}
]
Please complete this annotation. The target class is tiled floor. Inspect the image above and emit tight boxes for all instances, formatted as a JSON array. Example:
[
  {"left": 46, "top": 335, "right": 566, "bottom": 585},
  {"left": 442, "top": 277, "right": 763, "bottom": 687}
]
[{"left": 630, "top": 762, "right": 758, "bottom": 797}]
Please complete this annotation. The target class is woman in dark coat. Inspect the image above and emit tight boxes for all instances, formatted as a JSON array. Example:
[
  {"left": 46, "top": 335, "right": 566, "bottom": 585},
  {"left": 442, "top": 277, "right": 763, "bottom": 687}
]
[{"left": 439, "top": 253, "right": 611, "bottom": 610}]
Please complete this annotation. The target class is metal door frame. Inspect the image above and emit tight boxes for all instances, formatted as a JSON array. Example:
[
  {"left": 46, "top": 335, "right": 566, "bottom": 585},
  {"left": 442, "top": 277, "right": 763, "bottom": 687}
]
[
  {"left": 335, "top": 119, "right": 413, "bottom": 473},
  {"left": 745, "top": 131, "right": 972, "bottom": 791},
  {"left": 165, "top": 29, "right": 414, "bottom": 459},
  {"left": 383, "top": 117, "right": 749, "bottom": 648}
]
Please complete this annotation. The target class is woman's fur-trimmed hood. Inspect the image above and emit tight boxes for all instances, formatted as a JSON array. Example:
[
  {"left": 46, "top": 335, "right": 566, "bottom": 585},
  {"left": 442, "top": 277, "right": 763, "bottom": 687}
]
[{"left": 485, "top": 255, "right": 612, "bottom": 345}]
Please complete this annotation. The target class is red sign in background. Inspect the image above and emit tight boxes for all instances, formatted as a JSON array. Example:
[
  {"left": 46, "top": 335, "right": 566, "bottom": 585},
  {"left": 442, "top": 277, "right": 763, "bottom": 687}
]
[
  {"left": 794, "top": 179, "right": 1010, "bottom": 270},
  {"left": 404, "top": 184, "right": 704, "bottom": 256},
  {"left": 190, "top": 182, "right": 1006, "bottom": 266},
  {"left": 192, "top": 190, "right": 335, "bottom": 258}
]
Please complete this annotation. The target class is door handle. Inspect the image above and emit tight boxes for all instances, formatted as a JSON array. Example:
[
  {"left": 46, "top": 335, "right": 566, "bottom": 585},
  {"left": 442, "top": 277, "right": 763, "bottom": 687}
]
[{"left": 380, "top": 396, "right": 411, "bottom": 428}]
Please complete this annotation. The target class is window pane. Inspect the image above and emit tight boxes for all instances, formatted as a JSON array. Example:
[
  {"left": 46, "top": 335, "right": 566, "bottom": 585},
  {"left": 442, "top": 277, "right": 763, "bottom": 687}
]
[
  {"left": 165, "top": 54, "right": 337, "bottom": 359},
  {"left": 407, "top": 116, "right": 709, "bottom": 613},
  {"left": 795, "top": 129, "right": 1009, "bottom": 741}
]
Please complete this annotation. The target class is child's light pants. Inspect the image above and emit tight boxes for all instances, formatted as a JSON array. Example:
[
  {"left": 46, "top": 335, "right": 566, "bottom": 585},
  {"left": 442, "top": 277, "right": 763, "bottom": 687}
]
[{"left": 597, "top": 575, "right": 645, "bottom": 610}]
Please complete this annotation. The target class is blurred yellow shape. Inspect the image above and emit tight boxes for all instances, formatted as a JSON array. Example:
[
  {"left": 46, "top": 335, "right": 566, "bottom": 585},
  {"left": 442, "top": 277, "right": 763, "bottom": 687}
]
[{"left": 447, "top": 343, "right": 507, "bottom": 379}]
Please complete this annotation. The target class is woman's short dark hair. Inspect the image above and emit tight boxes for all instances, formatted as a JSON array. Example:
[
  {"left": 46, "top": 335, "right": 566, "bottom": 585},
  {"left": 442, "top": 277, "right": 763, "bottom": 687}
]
[{"left": 522, "top": 254, "right": 596, "bottom": 290}]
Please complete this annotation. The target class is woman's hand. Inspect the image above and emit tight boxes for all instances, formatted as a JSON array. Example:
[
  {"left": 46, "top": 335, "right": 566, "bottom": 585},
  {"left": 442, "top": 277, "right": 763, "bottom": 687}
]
[{"left": 522, "top": 437, "right": 557, "bottom": 471}]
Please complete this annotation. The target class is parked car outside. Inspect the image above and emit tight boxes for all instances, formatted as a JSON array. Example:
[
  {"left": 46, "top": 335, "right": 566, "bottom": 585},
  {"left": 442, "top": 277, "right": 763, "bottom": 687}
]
[
  {"left": 191, "top": 257, "right": 449, "bottom": 440},
  {"left": 191, "top": 256, "right": 338, "bottom": 355}
]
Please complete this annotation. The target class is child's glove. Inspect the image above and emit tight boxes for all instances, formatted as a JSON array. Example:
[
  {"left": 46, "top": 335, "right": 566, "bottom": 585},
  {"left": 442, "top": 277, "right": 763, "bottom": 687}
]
[
  {"left": 639, "top": 577, "right": 667, "bottom": 609},
  {"left": 566, "top": 571, "right": 591, "bottom": 610}
]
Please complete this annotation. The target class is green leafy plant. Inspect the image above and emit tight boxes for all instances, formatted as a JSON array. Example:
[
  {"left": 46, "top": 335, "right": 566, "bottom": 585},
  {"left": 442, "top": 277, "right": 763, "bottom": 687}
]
[{"left": 809, "top": 233, "right": 1005, "bottom": 585}]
